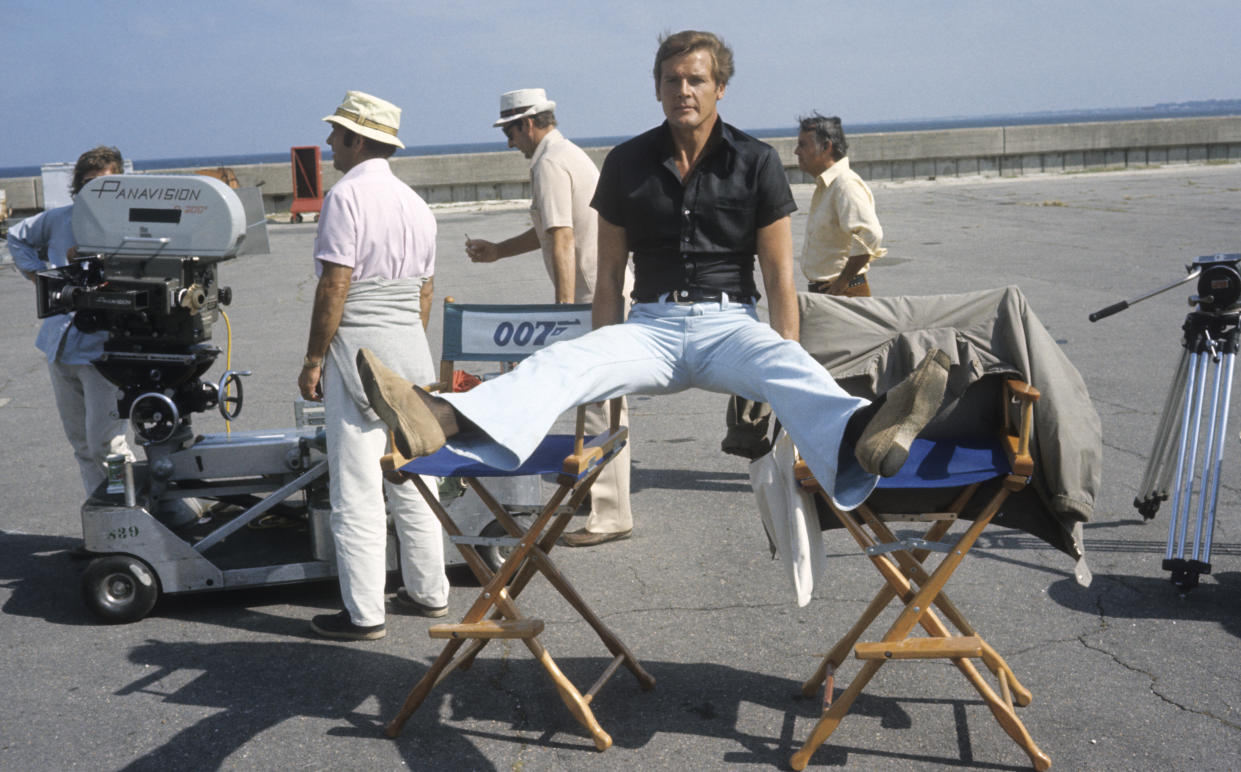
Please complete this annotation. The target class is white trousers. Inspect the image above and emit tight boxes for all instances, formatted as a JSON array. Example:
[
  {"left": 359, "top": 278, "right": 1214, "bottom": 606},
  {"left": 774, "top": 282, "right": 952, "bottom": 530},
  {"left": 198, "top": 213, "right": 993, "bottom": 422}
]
[
  {"left": 324, "top": 360, "right": 448, "bottom": 627},
  {"left": 445, "top": 300, "right": 879, "bottom": 512},
  {"left": 48, "top": 362, "right": 133, "bottom": 496}
]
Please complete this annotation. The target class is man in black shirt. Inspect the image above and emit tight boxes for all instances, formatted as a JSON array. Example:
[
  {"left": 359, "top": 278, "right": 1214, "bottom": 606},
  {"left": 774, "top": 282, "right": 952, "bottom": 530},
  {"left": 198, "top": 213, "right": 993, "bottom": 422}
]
[{"left": 358, "top": 30, "right": 950, "bottom": 513}]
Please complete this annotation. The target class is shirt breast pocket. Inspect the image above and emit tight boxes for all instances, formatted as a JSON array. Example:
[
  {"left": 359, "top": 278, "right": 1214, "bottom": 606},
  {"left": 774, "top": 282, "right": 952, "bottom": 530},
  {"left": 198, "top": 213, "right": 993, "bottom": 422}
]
[{"left": 703, "top": 198, "right": 756, "bottom": 249}]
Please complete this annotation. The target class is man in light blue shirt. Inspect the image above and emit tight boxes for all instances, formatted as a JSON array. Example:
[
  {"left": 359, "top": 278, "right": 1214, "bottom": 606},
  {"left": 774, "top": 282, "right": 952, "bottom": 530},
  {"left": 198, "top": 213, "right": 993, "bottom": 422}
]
[{"left": 7, "top": 146, "right": 134, "bottom": 495}]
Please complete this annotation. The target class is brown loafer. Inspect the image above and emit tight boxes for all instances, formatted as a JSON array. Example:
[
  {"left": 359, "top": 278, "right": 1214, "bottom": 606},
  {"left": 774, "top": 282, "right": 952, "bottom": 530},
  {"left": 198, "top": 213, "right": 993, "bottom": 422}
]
[
  {"left": 356, "top": 348, "right": 446, "bottom": 462},
  {"left": 560, "top": 528, "right": 633, "bottom": 548},
  {"left": 854, "top": 348, "right": 951, "bottom": 477}
]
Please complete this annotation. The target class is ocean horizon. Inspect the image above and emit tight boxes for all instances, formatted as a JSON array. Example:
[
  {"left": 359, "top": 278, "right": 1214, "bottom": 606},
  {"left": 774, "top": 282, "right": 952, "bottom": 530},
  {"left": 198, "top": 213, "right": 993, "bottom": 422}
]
[{"left": 3, "top": 99, "right": 1238, "bottom": 180}]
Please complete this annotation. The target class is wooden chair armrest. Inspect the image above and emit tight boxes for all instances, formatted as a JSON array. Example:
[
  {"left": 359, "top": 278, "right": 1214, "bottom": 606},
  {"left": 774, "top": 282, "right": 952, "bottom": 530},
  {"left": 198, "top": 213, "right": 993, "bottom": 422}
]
[
  {"left": 1003, "top": 378, "right": 1041, "bottom": 403},
  {"left": 563, "top": 426, "right": 629, "bottom": 478},
  {"left": 1002, "top": 379, "right": 1040, "bottom": 477}
]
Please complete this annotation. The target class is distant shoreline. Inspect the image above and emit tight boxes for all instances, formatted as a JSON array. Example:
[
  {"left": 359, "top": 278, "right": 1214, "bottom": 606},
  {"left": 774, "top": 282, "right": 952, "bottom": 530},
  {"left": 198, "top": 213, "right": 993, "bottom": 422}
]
[{"left": 3, "top": 100, "right": 1239, "bottom": 179}]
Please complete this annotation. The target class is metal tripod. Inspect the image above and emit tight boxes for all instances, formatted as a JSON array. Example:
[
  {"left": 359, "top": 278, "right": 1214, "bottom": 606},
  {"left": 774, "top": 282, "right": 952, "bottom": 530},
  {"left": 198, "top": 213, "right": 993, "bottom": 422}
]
[{"left": 1092, "top": 253, "right": 1241, "bottom": 591}]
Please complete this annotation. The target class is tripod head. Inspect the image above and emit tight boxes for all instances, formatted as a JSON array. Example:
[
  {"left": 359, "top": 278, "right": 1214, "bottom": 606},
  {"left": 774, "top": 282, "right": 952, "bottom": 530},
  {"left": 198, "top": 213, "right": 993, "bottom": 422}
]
[{"left": 1089, "top": 253, "right": 1241, "bottom": 322}]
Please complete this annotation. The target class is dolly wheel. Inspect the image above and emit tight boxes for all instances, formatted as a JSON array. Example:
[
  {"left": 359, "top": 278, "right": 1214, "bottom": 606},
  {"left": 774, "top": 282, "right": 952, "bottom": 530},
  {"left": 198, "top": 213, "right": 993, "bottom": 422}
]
[
  {"left": 478, "top": 515, "right": 534, "bottom": 579},
  {"left": 82, "top": 555, "right": 160, "bottom": 623}
]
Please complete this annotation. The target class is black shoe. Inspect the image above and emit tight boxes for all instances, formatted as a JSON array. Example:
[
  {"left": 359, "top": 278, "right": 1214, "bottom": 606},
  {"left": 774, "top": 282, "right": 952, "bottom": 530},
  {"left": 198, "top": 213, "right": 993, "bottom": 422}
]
[
  {"left": 310, "top": 610, "right": 386, "bottom": 640},
  {"left": 393, "top": 588, "right": 448, "bottom": 618}
]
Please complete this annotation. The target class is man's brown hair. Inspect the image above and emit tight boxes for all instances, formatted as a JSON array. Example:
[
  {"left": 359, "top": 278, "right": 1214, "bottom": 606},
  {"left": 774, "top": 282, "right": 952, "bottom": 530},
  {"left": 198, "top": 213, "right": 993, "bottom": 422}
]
[
  {"left": 653, "top": 30, "right": 734, "bottom": 88},
  {"left": 72, "top": 146, "right": 123, "bottom": 195}
]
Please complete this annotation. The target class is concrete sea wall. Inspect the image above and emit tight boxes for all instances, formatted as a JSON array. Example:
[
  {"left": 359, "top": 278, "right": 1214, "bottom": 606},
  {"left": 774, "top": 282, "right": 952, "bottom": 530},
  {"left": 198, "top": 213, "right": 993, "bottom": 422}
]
[{"left": 3, "top": 115, "right": 1239, "bottom": 217}]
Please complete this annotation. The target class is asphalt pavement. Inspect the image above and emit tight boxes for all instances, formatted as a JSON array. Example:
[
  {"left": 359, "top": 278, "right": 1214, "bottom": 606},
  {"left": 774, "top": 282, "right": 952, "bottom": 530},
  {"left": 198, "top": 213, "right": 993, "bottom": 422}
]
[{"left": 1, "top": 162, "right": 1239, "bottom": 771}]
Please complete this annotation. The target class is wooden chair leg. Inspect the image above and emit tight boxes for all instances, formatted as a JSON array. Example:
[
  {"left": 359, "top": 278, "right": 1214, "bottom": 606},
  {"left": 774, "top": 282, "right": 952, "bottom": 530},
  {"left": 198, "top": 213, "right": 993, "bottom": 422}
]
[
  {"left": 790, "top": 659, "right": 885, "bottom": 771},
  {"left": 798, "top": 489, "right": 1048, "bottom": 770},
  {"left": 470, "top": 475, "right": 656, "bottom": 690},
  {"left": 390, "top": 463, "right": 648, "bottom": 748},
  {"left": 385, "top": 637, "right": 468, "bottom": 737},
  {"left": 801, "top": 582, "right": 898, "bottom": 700},
  {"left": 954, "top": 656, "right": 1051, "bottom": 770}
]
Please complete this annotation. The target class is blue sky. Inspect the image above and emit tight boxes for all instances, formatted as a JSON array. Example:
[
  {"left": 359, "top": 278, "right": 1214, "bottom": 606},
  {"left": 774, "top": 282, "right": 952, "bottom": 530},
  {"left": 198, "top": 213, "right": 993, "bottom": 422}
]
[{"left": 5, "top": 0, "right": 1238, "bottom": 167}]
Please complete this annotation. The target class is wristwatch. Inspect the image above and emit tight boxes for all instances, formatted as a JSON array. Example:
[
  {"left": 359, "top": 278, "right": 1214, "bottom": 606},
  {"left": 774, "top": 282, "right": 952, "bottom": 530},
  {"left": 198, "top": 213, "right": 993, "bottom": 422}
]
[{"left": 303, "top": 355, "right": 323, "bottom": 369}]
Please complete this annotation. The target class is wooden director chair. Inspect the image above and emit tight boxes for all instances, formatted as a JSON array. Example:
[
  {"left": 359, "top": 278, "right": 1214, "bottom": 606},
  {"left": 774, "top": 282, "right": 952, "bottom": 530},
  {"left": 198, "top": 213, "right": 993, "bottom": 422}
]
[
  {"left": 382, "top": 301, "right": 655, "bottom": 750},
  {"left": 789, "top": 377, "right": 1052, "bottom": 771}
]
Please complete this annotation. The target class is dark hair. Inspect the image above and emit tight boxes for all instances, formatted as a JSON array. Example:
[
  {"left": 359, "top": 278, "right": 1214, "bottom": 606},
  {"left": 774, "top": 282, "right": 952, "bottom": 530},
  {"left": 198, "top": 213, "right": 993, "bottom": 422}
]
[
  {"left": 341, "top": 127, "right": 397, "bottom": 159},
  {"left": 799, "top": 112, "right": 847, "bottom": 160},
  {"left": 653, "top": 30, "right": 734, "bottom": 88},
  {"left": 530, "top": 110, "right": 557, "bottom": 129},
  {"left": 72, "top": 145, "right": 123, "bottom": 195}
]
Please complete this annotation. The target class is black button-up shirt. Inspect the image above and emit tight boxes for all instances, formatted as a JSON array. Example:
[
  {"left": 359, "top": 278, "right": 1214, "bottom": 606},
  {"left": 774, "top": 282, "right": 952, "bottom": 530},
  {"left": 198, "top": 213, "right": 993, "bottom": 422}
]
[{"left": 591, "top": 119, "right": 796, "bottom": 302}]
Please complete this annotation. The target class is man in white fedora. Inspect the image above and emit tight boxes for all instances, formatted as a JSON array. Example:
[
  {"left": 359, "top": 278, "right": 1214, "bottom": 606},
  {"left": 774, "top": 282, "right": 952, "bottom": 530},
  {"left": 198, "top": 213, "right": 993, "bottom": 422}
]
[
  {"left": 465, "top": 88, "right": 635, "bottom": 547},
  {"left": 298, "top": 90, "right": 448, "bottom": 640}
]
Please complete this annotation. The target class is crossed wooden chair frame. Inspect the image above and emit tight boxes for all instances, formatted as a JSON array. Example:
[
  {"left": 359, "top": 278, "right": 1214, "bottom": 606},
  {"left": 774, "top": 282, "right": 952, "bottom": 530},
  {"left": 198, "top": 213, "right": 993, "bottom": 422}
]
[
  {"left": 789, "top": 378, "right": 1052, "bottom": 771},
  {"left": 382, "top": 301, "right": 655, "bottom": 749}
]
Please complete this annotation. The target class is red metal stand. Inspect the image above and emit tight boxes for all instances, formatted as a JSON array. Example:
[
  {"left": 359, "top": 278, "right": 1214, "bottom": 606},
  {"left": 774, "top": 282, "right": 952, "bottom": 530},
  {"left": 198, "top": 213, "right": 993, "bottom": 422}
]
[{"left": 290, "top": 146, "right": 323, "bottom": 223}]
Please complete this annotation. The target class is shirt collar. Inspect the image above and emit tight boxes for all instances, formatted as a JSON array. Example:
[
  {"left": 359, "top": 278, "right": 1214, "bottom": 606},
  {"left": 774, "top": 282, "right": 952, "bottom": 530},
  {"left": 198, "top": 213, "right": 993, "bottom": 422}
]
[
  {"left": 656, "top": 117, "right": 735, "bottom": 175},
  {"left": 816, "top": 155, "right": 851, "bottom": 188},
  {"left": 341, "top": 157, "right": 391, "bottom": 181},
  {"left": 529, "top": 127, "right": 564, "bottom": 167}
]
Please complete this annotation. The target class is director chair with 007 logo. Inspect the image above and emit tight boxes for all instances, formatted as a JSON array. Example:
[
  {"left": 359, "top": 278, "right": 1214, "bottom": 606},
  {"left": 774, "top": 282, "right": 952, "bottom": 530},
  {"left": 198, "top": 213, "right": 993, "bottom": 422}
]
[
  {"left": 381, "top": 300, "right": 654, "bottom": 750},
  {"left": 789, "top": 375, "right": 1052, "bottom": 771}
]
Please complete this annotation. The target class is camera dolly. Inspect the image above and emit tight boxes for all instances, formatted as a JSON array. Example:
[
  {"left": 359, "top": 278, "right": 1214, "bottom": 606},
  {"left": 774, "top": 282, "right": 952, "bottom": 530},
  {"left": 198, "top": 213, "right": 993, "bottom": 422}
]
[{"left": 45, "top": 175, "right": 532, "bottom": 622}]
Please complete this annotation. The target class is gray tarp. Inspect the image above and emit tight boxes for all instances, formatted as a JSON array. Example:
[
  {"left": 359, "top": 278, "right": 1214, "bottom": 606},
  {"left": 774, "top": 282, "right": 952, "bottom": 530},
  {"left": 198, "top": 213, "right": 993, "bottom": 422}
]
[{"left": 798, "top": 285, "right": 1101, "bottom": 560}]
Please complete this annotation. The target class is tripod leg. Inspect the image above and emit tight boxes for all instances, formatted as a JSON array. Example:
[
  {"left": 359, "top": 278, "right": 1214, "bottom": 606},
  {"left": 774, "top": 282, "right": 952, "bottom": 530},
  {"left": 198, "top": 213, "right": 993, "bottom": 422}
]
[
  {"left": 1166, "top": 351, "right": 1207, "bottom": 564},
  {"left": 1137, "top": 348, "right": 1191, "bottom": 518},
  {"left": 1194, "top": 351, "right": 1233, "bottom": 568}
]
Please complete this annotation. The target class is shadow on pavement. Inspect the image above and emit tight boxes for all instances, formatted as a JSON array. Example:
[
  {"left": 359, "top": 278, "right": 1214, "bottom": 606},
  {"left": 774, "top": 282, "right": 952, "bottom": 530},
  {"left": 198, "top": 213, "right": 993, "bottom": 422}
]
[
  {"left": 1045, "top": 570, "right": 1241, "bottom": 638},
  {"left": 114, "top": 637, "right": 1030, "bottom": 771}
]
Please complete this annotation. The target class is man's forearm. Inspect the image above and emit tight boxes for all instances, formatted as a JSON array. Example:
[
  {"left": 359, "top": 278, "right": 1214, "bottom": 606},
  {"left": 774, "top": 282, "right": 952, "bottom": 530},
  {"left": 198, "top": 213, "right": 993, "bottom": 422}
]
[
  {"left": 756, "top": 217, "right": 799, "bottom": 341},
  {"left": 420, "top": 275, "right": 434, "bottom": 331},
  {"left": 305, "top": 266, "right": 351, "bottom": 359},
  {"left": 548, "top": 226, "right": 576, "bottom": 303},
  {"left": 829, "top": 253, "right": 870, "bottom": 294},
  {"left": 593, "top": 219, "right": 629, "bottom": 328},
  {"left": 500, "top": 228, "right": 542, "bottom": 258}
]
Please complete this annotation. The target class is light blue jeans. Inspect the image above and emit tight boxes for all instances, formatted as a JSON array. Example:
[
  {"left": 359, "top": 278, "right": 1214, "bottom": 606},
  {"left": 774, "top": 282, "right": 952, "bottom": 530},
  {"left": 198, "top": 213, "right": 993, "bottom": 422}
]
[{"left": 443, "top": 299, "right": 878, "bottom": 510}]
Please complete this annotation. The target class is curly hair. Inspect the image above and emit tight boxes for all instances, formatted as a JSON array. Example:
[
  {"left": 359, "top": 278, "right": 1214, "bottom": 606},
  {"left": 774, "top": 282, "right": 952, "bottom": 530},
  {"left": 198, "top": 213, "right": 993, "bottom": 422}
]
[
  {"left": 799, "top": 112, "right": 847, "bottom": 160},
  {"left": 72, "top": 146, "right": 124, "bottom": 195}
]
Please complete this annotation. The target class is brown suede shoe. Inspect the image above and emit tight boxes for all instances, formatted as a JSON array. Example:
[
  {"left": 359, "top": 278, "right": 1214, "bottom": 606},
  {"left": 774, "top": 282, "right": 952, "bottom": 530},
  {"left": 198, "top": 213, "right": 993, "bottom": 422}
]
[
  {"left": 356, "top": 348, "right": 446, "bottom": 462},
  {"left": 854, "top": 348, "right": 951, "bottom": 477},
  {"left": 560, "top": 528, "right": 632, "bottom": 548}
]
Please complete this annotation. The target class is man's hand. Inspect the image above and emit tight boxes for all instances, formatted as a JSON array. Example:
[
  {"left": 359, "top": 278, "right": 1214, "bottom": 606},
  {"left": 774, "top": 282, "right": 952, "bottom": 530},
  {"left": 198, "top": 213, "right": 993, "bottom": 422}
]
[
  {"left": 465, "top": 237, "right": 501, "bottom": 263},
  {"left": 300, "top": 262, "right": 351, "bottom": 403},
  {"left": 827, "top": 254, "right": 870, "bottom": 296},
  {"left": 298, "top": 362, "right": 323, "bottom": 402}
]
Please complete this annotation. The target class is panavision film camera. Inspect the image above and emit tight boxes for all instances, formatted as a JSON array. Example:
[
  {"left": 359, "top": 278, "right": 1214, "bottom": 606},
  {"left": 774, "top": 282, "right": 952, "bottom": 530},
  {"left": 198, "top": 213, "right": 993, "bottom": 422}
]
[{"left": 36, "top": 174, "right": 255, "bottom": 439}]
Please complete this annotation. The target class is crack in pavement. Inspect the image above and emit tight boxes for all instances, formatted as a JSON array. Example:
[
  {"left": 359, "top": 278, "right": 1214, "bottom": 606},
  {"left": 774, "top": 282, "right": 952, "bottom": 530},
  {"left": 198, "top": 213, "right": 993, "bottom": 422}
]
[{"left": 1081, "top": 586, "right": 1241, "bottom": 732}]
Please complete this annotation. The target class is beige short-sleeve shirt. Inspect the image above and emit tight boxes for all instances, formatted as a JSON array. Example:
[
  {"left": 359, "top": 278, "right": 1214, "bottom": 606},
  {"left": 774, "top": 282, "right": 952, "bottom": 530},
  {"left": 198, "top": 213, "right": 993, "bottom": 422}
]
[{"left": 529, "top": 129, "right": 601, "bottom": 303}]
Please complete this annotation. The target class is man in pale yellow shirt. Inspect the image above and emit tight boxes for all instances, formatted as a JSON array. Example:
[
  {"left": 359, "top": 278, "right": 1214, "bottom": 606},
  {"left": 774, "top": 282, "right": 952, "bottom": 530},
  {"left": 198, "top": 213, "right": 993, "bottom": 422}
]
[
  {"left": 796, "top": 113, "right": 886, "bottom": 297},
  {"left": 722, "top": 113, "right": 887, "bottom": 458}
]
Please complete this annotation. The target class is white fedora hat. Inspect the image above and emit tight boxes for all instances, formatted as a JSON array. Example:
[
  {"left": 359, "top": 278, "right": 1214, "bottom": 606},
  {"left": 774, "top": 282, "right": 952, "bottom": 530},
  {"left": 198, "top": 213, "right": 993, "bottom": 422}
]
[
  {"left": 493, "top": 88, "right": 556, "bottom": 127},
  {"left": 323, "top": 90, "right": 405, "bottom": 149}
]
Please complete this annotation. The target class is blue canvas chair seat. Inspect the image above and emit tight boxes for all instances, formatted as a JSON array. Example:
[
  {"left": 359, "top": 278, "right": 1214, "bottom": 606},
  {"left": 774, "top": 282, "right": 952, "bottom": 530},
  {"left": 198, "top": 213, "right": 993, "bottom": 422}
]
[
  {"left": 790, "top": 378, "right": 1052, "bottom": 771},
  {"left": 880, "top": 437, "right": 1010, "bottom": 489},
  {"left": 402, "top": 434, "right": 619, "bottom": 481},
  {"left": 383, "top": 301, "right": 653, "bottom": 751}
]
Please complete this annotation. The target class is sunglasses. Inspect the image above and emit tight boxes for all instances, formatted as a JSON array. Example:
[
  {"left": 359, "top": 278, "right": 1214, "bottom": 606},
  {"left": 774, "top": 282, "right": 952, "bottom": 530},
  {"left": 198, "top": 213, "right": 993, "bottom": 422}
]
[{"left": 502, "top": 121, "right": 523, "bottom": 139}]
